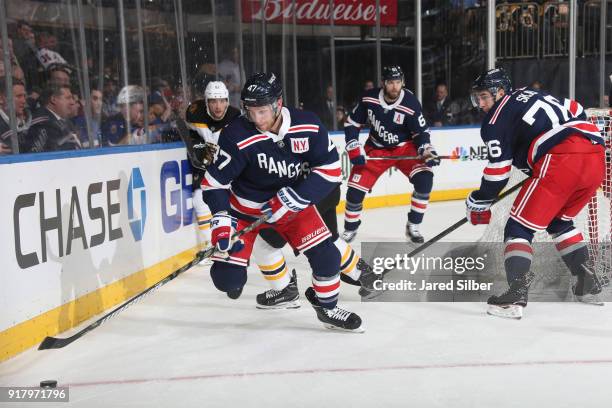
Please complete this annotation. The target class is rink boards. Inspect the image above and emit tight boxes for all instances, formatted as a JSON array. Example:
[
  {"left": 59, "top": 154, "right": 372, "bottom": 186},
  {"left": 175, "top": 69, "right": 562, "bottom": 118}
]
[{"left": 0, "top": 126, "right": 486, "bottom": 361}]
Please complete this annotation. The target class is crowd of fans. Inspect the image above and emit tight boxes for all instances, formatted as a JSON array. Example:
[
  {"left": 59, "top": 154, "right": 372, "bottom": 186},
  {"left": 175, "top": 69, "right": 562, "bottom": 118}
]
[
  {"left": 0, "top": 20, "right": 189, "bottom": 155},
  {"left": 0, "top": 18, "right": 499, "bottom": 155}
]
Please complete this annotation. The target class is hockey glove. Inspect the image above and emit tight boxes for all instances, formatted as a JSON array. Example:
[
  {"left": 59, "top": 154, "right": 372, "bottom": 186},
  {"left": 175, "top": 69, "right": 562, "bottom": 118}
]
[
  {"left": 210, "top": 212, "right": 244, "bottom": 253},
  {"left": 262, "top": 187, "right": 310, "bottom": 225},
  {"left": 418, "top": 143, "right": 441, "bottom": 167},
  {"left": 346, "top": 139, "right": 366, "bottom": 166},
  {"left": 465, "top": 192, "right": 493, "bottom": 225}
]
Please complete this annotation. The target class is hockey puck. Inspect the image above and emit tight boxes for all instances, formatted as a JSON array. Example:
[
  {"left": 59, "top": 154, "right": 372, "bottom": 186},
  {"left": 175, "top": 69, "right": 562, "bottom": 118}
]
[{"left": 40, "top": 380, "right": 57, "bottom": 388}]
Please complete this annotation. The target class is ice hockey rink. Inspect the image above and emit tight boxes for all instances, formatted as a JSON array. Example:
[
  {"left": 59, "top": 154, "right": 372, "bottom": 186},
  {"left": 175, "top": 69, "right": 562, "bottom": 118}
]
[{"left": 2, "top": 201, "right": 612, "bottom": 408}]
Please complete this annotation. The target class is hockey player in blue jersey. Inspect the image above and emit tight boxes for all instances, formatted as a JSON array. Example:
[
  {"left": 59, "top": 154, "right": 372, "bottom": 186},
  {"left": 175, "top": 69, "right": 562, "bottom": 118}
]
[
  {"left": 467, "top": 68, "right": 605, "bottom": 319},
  {"left": 201, "top": 72, "right": 364, "bottom": 332},
  {"left": 341, "top": 65, "right": 441, "bottom": 244}
]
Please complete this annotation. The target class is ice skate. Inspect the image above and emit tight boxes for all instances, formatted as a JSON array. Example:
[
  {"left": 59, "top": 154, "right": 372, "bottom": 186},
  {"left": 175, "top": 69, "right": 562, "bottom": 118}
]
[
  {"left": 405, "top": 222, "right": 424, "bottom": 244},
  {"left": 256, "top": 269, "right": 300, "bottom": 309},
  {"left": 487, "top": 272, "right": 534, "bottom": 319},
  {"left": 305, "top": 287, "right": 364, "bottom": 333},
  {"left": 573, "top": 266, "right": 604, "bottom": 306}
]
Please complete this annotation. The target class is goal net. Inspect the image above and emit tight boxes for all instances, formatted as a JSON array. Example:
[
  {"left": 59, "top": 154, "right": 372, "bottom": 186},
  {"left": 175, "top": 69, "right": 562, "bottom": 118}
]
[{"left": 471, "top": 108, "right": 612, "bottom": 299}]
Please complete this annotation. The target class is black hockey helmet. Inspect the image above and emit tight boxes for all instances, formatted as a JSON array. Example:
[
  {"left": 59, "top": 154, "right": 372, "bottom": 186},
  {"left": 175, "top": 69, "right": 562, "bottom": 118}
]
[
  {"left": 382, "top": 65, "right": 404, "bottom": 82},
  {"left": 241, "top": 72, "right": 283, "bottom": 108},
  {"left": 471, "top": 68, "right": 513, "bottom": 107}
]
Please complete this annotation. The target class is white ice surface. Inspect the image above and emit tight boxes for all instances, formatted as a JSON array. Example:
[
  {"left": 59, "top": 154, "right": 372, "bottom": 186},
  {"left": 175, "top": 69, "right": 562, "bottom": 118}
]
[{"left": 2, "top": 201, "right": 612, "bottom": 407}]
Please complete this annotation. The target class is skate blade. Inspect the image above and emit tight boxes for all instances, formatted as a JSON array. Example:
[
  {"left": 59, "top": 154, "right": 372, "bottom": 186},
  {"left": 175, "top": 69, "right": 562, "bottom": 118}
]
[
  {"left": 323, "top": 323, "right": 365, "bottom": 333},
  {"left": 359, "top": 288, "right": 385, "bottom": 300},
  {"left": 575, "top": 294, "right": 604, "bottom": 306},
  {"left": 256, "top": 300, "right": 301, "bottom": 310},
  {"left": 487, "top": 304, "right": 523, "bottom": 320}
]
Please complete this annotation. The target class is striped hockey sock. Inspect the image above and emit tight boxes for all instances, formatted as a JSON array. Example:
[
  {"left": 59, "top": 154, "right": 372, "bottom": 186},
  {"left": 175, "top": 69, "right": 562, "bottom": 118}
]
[
  {"left": 504, "top": 238, "right": 533, "bottom": 284},
  {"left": 552, "top": 228, "right": 589, "bottom": 276},
  {"left": 408, "top": 191, "right": 429, "bottom": 224},
  {"left": 335, "top": 238, "right": 361, "bottom": 281},
  {"left": 312, "top": 274, "right": 340, "bottom": 309},
  {"left": 344, "top": 201, "right": 363, "bottom": 232},
  {"left": 258, "top": 253, "right": 290, "bottom": 290}
]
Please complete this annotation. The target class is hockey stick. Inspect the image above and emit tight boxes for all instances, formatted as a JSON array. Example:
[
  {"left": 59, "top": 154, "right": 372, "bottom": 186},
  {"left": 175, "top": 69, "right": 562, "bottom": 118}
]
[
  {"left": 366, "top": 154, "right": 485, "bottom": 161},
  {"left": 405, "top": 179, "right": 527, "bottom": 259},
  {"left": 38, "top": 214, "right": 269, "bottom": 350}
]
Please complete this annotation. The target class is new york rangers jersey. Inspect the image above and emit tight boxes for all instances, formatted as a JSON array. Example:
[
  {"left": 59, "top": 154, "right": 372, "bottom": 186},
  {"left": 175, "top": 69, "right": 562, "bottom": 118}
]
[
  {"left": 201, "top": 107, "right": 342, "bottom": 219},
  {"left": 476, "top": 88, "right": 604, "bottom": 200},
  {"left": 345, "top": 87, "right": 431, "bottom": 148}
]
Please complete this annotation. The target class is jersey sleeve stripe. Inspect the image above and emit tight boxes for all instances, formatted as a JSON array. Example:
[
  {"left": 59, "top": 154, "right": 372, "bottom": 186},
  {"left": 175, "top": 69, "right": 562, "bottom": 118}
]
[
  {"left": 201, "top": 171, "right": 230, "bottom": 191},
  {"left": 395, "top": 105, "right": 415, "bottom": 115},
  {"left": 488, "top": 95, "right": 511, "bottom": 125},
  {"left": 362, "top": 97, "right": 380, "bottom": 105},
  {"left": 483, "top": 165, "right": 512, "bottom": 175},
  {"left": 345, "top": 116, "right": 362, "bottom": 128},
  {"left": 288, "top": 125, "right": 319, "bottom": 133},
  {"left": 237, "top": 134, "right": 269, "bottom": 150},
  {"left": 483, "top": 173, "right": 511, "bottom": 182},
  {"left": 312, "top": 167, "right": 342, "bottom": 183}
]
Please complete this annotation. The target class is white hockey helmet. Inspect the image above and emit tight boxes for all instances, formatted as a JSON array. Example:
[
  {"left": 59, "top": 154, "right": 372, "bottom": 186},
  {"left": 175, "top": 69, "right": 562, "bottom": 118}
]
[
  {"left": 117, "top": 85, "right": 145, "bottom": 105},
  {"left": 204, "top": 81, "right": 229, "bottom": 118}
]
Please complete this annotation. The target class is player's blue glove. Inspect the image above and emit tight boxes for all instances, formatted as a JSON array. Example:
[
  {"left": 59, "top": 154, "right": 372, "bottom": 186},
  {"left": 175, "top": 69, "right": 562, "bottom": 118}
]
[
  {"left": 418, "top": 143, "right": 441, "bottom": 167},
  {"left": 210, "top": 212, "right": 244, "bottom": 253},
  {"left": 262, "top": 187, "right": 309, "bottom": 225},
  {"left": 346, "top": 139, "right": 366, "bottom": 166},
  {"left": 465, "top": 192, "right": 493, "bottom": 225}
]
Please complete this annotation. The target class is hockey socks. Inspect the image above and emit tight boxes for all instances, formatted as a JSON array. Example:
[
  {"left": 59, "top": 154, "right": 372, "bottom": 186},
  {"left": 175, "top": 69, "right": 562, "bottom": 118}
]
[
  {"left": 408, "top": 191, "right": 430, "bottom": 225},
  {"left": 344, "top": 187, "right": 366, "bottom": 232},
  {"left": 503, "top": 238, "right": 533, "bottom": 284},
  {"left": 335, "top": 238, "right": 361, "bottom": 281},
  {"left": 258, "top": 256, "right": 290, "bottom": 290},
  {"left": 551, "top": 226, "right": 602, "bottom": 301}
]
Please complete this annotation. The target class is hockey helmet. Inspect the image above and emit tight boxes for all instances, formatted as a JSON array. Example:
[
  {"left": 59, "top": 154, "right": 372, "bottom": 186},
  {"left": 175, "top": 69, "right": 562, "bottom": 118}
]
[
  {"left": 382, "top": 65, "right": 404, "bottom": 83},
  {"left": 471, "top": 68, "right": 513, "bottom": 107},
  {"left": 204, "top": 81, "right": 229, "bottom": 119},
  {"left": 205, "top": 81, "right": 229, "bottom": 101},
  {"left": 241, "top": 72, "right": 283, "bottom": 108},
  {"left": 117, "top": 85, "right": 145, "bottom": 105}
]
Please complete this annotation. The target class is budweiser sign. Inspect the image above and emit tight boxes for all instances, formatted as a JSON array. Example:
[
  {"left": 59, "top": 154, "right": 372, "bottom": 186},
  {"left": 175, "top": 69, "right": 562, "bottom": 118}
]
[{"left": 241, "top": 0, "right": 398, "bottom": 26}]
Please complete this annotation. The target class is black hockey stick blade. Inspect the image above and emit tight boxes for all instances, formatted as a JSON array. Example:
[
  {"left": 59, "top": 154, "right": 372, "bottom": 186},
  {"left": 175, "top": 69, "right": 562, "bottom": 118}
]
[
  {"left": 406, "top": 179, "right": 527, "bottom": 259},
  {"left": 38, "top": 214, "right": 269, "bottom": 350}
]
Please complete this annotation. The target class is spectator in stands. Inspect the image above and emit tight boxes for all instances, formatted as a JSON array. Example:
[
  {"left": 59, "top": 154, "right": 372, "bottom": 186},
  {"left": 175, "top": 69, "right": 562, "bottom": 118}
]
[
  {"left": 0, "top": 78, "right": 30, "bottom": 154},
  {"left": 336, "top": 106, "right": 348, "bottom": 130},
  {"left": 363, "top": 79, "right": 375, "bottom": 91},
  {"left": 147, "top": 82, "right": 174, "bottom": 143},
  {"left": 36, "top": 32, "right": 68, "bottom": 71},
  {"left": 12, "top": 20, "right": 42, "bottom": 91},
  {"left": 218, "top": 46, "right": 242, "bottom": 108},
  {"left": 315, "top": 84, "right": 336, "bottom": 130},
  {"left": 530, "top": 80, "right": 543, "bottom": 91},
  {"left": 25, "top": 83, "right": 81, "bottom": 152},
  {"left": 46, "top": 63, "right": 72, "bottom": 87},
  {"left": 424, "top": 82, "right": 460, "bottom": 126},
  {"left": 102, "top": 75, "right": 119, "bottom": 118},
  {"left": 73, "top": 87, "right": 103, "bottom": 148},
  {"left": 0, "top": 38, "right": 25, "bottom": 87},
  {"left": 101, "top": 85, "right": 145, "bottom": 146}
]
